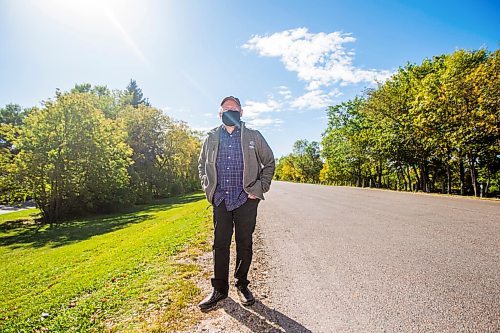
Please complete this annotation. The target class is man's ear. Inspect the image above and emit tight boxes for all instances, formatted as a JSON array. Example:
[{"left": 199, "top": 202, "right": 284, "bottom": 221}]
[{"left": 240, "top": 108, "right": 244, "bottom": 117}]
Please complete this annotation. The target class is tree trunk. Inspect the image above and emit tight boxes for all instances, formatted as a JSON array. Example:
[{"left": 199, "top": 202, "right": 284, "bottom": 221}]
[
  {"left": 377, "top": 161, "right": 382, "bottom": 188},
  {"left": 412, "top": 165, "right": 421, "bottom": 191},
  {"left": 459, "top": 158, "right": 465, "bottom": 195},
  {"left": 404, "top": 166, "right": 412, "bottom": 192},
  {"left": 419, "top": 163, "right": 428, "bottom": 193},
  {"left": 485, "top": 171, "right": 491, "bottom": 197},
  {"left": 467, "top": 154, "right": 479, "bottom": 197},
  {"left": 446, "top": 162, "right": 452, "bottom": 194}
]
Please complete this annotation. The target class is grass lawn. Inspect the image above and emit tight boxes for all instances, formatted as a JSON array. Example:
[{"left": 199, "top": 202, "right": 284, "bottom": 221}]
[{"left": 0, "top": 192, "right": 213, "bottom": 332}]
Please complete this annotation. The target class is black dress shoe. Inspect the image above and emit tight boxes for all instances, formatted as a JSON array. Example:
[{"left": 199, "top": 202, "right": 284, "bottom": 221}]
[
  {"left": 198, "top": 288, "right": 228, "bottom": 311},
  {"left": 236, "top": 286, "right": 255, "bottom": 306}
]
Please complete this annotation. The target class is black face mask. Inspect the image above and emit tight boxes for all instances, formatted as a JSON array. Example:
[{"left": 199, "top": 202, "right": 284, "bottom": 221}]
[{"left": 222, "top": 110, "right": 241, "bottom": 126}]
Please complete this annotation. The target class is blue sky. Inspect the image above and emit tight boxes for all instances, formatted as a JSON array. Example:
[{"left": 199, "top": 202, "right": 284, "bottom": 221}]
[{"left": 1, "top": 0, "right": 498, "bottom": 157}]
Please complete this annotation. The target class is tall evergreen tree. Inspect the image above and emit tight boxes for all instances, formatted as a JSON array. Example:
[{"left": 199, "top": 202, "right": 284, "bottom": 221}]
[{"left": 126, "top": 79, "right": 150, "bottom": 107}]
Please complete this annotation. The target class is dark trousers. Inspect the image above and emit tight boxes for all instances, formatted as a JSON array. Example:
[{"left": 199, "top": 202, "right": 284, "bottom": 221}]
[{"left": 211, "top": 198, "right": 259, "bottom": 293}]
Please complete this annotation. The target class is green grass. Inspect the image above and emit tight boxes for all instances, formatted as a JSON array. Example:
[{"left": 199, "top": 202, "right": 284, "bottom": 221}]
[{"left": 0, "top": 192, "right": 213, "bottom": 332}]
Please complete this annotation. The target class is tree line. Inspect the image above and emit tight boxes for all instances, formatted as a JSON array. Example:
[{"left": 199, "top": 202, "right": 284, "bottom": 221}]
[
  {"left": 275, "top": 48, "right": 499, "bottom": 198},
  {"left": 0, "top": 80, "right": 203, "bottom": 223}
]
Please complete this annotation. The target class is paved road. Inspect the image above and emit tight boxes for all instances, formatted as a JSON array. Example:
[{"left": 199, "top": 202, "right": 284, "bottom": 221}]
[
  {"left": 256, "top": 181, "right": 499, "bottom": 332},
  {"left": 0, "top": 201, "right": 37, "bottom": 215}
]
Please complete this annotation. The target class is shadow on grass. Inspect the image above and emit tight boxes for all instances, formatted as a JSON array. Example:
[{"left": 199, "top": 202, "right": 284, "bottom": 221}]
[
  {"left": 0, "top": 192, "right": 206, "bottom": 250},
  {"left": 0, "top": 213, "right": 41, "bottom": 233}
]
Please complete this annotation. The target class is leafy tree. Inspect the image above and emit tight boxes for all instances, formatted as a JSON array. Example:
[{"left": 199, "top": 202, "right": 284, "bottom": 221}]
[
  {"left": 292, "top": 140, "right": 323, "bottom": 183},
  {"left": 274, "top": 140, "right": 323, "bottom": 183},
  {"left": 13, "top": 92, "right": 133, "bottom": 222},
  {"left": 0, "top": 104, "right": 34, "bottom": 203},
  {"left": 118, "top": 105, "right": 201, "bottom": 201},
  {"left": 157, "top": 120, "right": 201, "bottom": 195},
  {"left": 118, "top": 105, "right": 165, "bottom": 201},
  {"left": 322, "top": 97, "right": 373, "bottom": 186},
  {"left": 317, "top": 48, "right": 499, "bottom": 197},
  {"left": 439, "top": 49, "right": 489, "bottom": 196},
  {"left": 71, "top": 83, "right": 132, "bottom": 119},
  {"left": 0, "top": 104, "right": 31, "bottom": 151},
  {"left": 466, "top": 49, "right": 500, "bottom": 195},
  {"left": 2, "top": 81, "right": 205, "bottom": 220},
  {"left": 274, "top": 155, "right": 301, "bottom": 181}
]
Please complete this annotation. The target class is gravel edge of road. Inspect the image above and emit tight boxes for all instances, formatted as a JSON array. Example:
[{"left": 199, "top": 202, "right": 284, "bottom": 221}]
[{"left": 176, "top": 216, "right": 298, "bottom": 333}]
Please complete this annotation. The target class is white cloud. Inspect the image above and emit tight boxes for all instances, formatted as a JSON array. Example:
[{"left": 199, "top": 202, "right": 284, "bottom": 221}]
[
  {"left": 290, "top": 90, "right": 331, "bottom": 110},
  {"left": 246, "top": 117, "right": 283, "bottom": 128},
  {"left": 289, "top": 88, "right": 342, "bottom": 110},
  {"left": 277, "top": 86, "right": 292, "bottom": 100},
  {"left": 243, "top": 99, "right": 281, "bottom": 118},
  {"left": 241, "top": 98, "right": 282, "bottom": 130},
  {"left": 242, "top": 27, "right": 392, "bottom": 91}
]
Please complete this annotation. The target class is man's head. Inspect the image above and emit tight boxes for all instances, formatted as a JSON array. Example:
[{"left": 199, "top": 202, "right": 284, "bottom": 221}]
[
  {"left": 219, "top": 96, "right": 243, "bottom": 126},
  {"left": 220, "top": 96, "right": 241, "bottom": 109}
]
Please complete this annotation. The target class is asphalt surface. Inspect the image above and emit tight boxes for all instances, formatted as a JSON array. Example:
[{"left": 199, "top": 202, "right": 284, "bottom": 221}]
[
  {"left": 0, "top": 201, "right": 37, "bottom": 215},
  {"left": 256, "top": 181, "right": 500, "bottom": 333}
]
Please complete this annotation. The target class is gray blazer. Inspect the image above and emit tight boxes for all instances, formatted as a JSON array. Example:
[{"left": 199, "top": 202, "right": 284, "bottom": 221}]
[{"left": 198, "top": 121, "right": 275, "bottom": 203}]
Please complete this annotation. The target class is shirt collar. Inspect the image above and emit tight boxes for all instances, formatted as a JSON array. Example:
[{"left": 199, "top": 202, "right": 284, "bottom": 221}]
[{"left": 220, "top": 125, "right": 241, "bottom": 136}]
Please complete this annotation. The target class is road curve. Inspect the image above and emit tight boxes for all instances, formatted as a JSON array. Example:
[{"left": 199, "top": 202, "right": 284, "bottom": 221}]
[{"left": 256, "top": 181, "right": 500, "bottom": 332}]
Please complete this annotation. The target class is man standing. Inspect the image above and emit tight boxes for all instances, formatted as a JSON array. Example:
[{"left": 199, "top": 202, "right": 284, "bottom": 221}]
[{"left": 197, "top": 96, "right": 275, "bottom": 311}]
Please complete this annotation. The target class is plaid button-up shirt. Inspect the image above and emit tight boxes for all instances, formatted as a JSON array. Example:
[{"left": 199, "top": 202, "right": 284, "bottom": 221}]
[{"left": 213, "top": 126, "right": 248, "bottom": 211}]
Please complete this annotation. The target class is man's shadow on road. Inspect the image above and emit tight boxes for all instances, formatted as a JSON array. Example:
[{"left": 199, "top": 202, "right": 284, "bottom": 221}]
[{"left": 218, "top": 297, "right": 312, "bottom": 333}]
